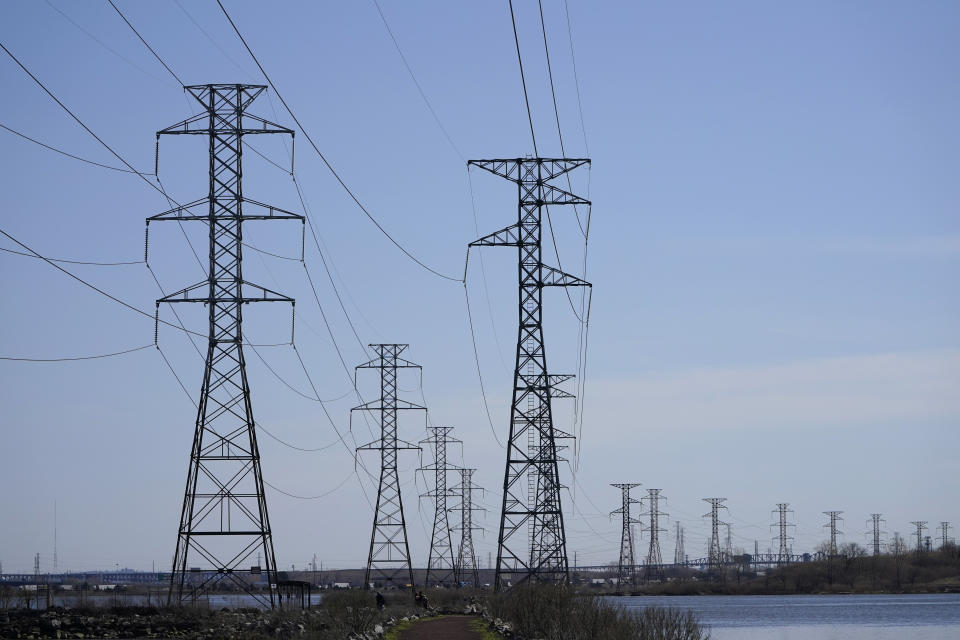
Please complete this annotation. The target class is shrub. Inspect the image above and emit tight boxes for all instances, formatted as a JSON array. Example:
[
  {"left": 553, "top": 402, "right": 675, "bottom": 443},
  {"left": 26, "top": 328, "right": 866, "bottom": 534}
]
[
  {"left": 321, "top": 589, "right": 380, "bottom": 635},
  {"left": 489, "top": 584, "right": 709, "bottom": 640}
]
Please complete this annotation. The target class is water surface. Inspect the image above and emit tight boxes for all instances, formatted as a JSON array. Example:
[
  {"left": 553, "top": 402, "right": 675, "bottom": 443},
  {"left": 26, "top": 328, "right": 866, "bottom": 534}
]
[{"left": 611, "top": 593, "right": 960, "bottom": 640}]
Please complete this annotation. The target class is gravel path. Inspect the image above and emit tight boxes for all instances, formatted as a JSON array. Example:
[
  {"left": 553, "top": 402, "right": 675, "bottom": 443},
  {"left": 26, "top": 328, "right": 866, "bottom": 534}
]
[{"left": 395, "top": 615, "right": 487, "bottom": 639}]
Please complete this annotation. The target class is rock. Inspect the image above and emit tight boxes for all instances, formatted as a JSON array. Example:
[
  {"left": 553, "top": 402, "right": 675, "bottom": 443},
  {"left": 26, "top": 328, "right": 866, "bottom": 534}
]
[{"left": 373, "top": 623, "right": 384, "bottom": 635}]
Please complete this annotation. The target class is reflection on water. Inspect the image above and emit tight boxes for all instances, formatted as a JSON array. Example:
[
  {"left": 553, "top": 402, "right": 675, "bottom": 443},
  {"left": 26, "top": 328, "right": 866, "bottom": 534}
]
[{"left": 611, "top": 593, "right": 960, "bottom": 640}]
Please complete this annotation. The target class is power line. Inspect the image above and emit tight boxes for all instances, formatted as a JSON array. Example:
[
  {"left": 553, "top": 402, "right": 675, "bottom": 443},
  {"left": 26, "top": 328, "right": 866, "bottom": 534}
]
[
  {"left": 538, "top": 0, "right": 565, "bottom": 156},
  {"left": 508, "top": 0, "right": 538, "bottom": 154},
  {"left": 371, "top": 0, "right": 464, "bottom": 162},
  {"left": 0, "top": 244, "right": 142, "bottom": 266},
  {"left": 155, "top": 344, "right": 196, "bottom": 406},
  {"left": 0, "top": 227, "right": 204, "bottom": 338},
  {"left": 173, "top": 0, "right": 252, "bottom": 79},
  {"left": 462, "top": 279, "right": 504, "bottom": 448},
  {"left": 106, "top": 0, "right": 185, "bottom": 87},
  {"left": 0, "top": 41, "right": 182, "bottom": 205},
  {"left": 43, "top": 0, "right": 177, "bottom": 89},
  {"left": 0, "top": 343, "right": 152, "bottom": 362},
  {"left": 563, "top": 0, "right": 589, "bottom": 156},
  {"left": 215, "top": 0, "right": 462, "bottom": 282},
  {"left": 0, "top": 122, "right": 148, "bottom": 174},
  {"left": 265, "top": 473, "right": 354, "bottom": 501}
]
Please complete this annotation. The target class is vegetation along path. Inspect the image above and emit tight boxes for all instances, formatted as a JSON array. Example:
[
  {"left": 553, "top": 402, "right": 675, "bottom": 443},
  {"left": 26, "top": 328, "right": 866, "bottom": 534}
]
[{"left": 390, "top": 615, "right": 495, "bottom": 640}]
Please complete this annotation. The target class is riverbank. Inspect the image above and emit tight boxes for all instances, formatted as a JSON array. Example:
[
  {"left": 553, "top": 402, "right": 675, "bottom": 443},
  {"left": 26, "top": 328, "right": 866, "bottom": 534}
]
[{"left": 590, "top": 545, "right": 960, "bottom": 597}]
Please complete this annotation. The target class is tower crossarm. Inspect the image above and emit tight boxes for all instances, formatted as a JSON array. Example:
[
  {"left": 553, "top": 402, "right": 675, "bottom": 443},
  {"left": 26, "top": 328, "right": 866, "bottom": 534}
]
[
  {"left": 351, "top": 399, "right": 426, "bottom": 412},
  {"left": 468, "top": 158, "right": 590, "bottom": 183},
  {"left": 158, "top": 112, "right": 292, "bottom": 136},
  {"left": 156, "top": 280, "right": 294, "bottom": 305},
  {"left": 470, "top": 223, "right": 521, "bottom": 247},
  {"left": 147, "top": 197, "right": 304, "bottom": 222},
  {"left": 159, "top": 86, "right": 293, "bottom": 138},
  {"left": 540, "top": 264, "right": 591, "bottom": 288}
]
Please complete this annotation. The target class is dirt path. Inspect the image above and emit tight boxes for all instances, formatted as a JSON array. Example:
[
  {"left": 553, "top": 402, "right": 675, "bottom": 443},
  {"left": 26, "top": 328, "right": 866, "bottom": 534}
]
[{"left": 394, "top": 615, "right": 488, "bottom": 639}]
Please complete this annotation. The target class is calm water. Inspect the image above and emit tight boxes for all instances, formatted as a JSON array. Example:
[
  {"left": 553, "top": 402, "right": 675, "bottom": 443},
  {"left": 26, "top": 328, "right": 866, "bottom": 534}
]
[{"left": 612, "top": 593, "right": 960, "bottom": 640}]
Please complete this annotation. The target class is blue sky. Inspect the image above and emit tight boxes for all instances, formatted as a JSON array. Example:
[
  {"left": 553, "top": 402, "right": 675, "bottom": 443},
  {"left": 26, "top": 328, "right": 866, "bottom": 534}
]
[{"left": 1, "top": 0, "right": 958, "bottom": 573}]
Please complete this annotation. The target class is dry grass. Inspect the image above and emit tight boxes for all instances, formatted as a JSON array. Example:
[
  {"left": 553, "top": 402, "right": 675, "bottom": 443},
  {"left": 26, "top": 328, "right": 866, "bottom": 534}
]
[{"left": 488, "top": 584, "right": 709, "bottom": 640}]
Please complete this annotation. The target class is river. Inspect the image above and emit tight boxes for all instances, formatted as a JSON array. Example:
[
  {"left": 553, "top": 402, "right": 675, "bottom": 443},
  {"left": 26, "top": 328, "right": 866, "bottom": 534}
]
[{"left": 611, "top": 593, "right": 960, "bottom": 639}]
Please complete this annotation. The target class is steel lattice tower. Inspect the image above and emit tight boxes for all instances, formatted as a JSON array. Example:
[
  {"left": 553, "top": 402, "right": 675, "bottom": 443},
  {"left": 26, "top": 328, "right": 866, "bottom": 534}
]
[
  {"left": 468, "top": 158, "right": 591, "bottom": 590},
  {"left": 823, "top": 511, "right": 844, "bottom": 556},
  {"left": 149, "top": 84, "right": 301, "bottom": 607},
  {"left": 866, "top": 514, "right": 886, "bottom": 556},
  {"left": 703, "top": 498, "right": 727, "bottom": 578},
  {"left": 455, "top": 468, "right": 484, "bottom": 587},
  {"left": 940, "top": 522, "right": 952, "bottom": 550},
  {"left": 610, "top": 483, "right": 641, "bottom": 587},
  {"left": 354, "top": 344, "right": 424, "bottom": 589},
  {"left": 419, "top": 427, "right": 461, "bottom": 587},
  {"left": 643, "top": 489, "right": 667, "bottom": 582},
  {"left": 771, "top": 503, "right": 794, "bottom": 565},
  {"left": 910, "top": 521, "right": 928, "bottom": 553},
  {"left": 674, "top": 522, "right": 685, "bottom": 566}
]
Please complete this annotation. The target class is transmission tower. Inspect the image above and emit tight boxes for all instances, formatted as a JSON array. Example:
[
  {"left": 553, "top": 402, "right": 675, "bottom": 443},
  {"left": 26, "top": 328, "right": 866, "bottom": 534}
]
[
  {"left": 149, "top": 84, "right": 302, "bottom": 607},
  {"left": 454, "top": 468, "right": 485, "bottom": 587},
  {"left": 865, "top": 514, "right": 886, "bottom": 556},
  {"left": 771, "top": 503, "right": 794, "bottom": 565},
  {"left": 643, "top": 489, "right": 668, "bottom": 582},
  {"left": 910, "top": 521, "right": 928, "bottom": 553},
  {"left": 610, "top": 483, "right": 641, "bottom": 587},
  {"left": 418, "top": 427, "right": 461, "bottom": 587},
  {"left": 940, "top": 522, "right": 953, "bottom": 550},
  {"left": 468, "top": 157, "right": 591, "bottom": 590},
  {"left": 673, "top": 522, "right": 685, "bottom": 566},
  {"left": 354, "top": 344, "right": 424, "bottom": 589},
  {"left": 823, "top": 511, "right": 844, "bottom": 556},
  {"left": 702, "top": 498, "right": 728, "bottom": 578}
]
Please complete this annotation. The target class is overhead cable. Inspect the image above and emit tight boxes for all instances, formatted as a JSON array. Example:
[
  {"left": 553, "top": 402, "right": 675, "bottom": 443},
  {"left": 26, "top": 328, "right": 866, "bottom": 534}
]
[
  {"left": 216, "top": 0, "right": 462, "bottom": 282},
  {"left": 107, "top": 0, "right": 185, "bottom": 87},
  {"left": 508, "top": 0, "right": 538, "bottom": 154},
  {"left": 1, "top": 343, "right": 153, "bottom": 362},
  {"left": 0, "top": 244, "right": 142, "bottom": 266},
  {"left": 0, "top": 122, "right": 149, "bottom": 174}
]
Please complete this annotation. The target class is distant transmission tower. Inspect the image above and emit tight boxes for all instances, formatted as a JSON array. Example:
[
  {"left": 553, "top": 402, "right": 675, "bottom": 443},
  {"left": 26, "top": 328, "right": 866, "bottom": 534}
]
[
  {"left": 610, "top": 483, "right": 641, "bottom": 587},
  {"left": 823, "top": 511, "right": 844, "bottom": 556},
  {"left": 703, "top": 498, "right": 728, "bottom": 578},
  {"left": 771, "top": 503, "right": 794, "bottom": 565},
  {"left": 866, "top": 514, "right": 886, "bottom": 556},
  {"left": 354, "top": 344, "right": 424, "bottom": 589},
  {"left": 940, "top": 522, "right": 953, "bottom": 550},
  {"left": 468, "top": 157, "right": 591, "bottom": 590},
  {"left": 643, "top": 489, "right": 667, "bottom": 582},
  {"left": 150, "top": 84, "right": 301, "bottom": 607},
  {"left": 674, "top": 522, "right": 685, "bottom": 566},
  {"left": 419, "top": 427, "right": 461, "bottom": 587},
  {"left": 910, "top": 521, "right": 928, "bottom": 553},
  {"left": 455, "top": 468, "right": 485, "bottom": 587}
]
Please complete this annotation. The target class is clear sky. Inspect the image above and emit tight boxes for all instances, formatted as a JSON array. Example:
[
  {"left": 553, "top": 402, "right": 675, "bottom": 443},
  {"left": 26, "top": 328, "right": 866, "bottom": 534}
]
[{"left": 1, "top": 1, "right": 957, "bottom": 574}]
